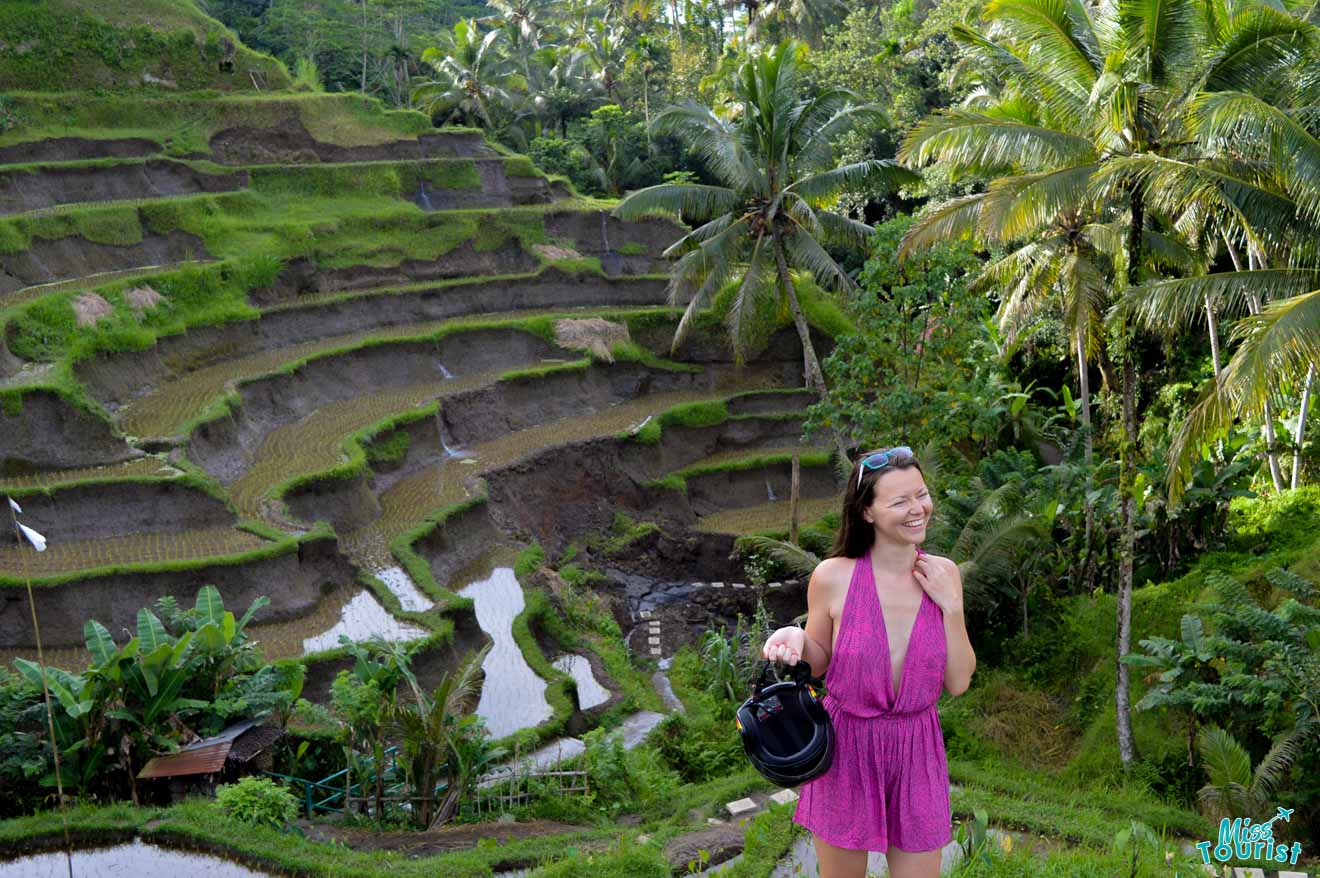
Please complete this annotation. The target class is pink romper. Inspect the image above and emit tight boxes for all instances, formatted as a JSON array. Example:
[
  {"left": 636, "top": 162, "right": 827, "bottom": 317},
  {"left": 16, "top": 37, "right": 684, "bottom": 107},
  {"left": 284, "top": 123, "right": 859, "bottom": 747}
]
[{"left": 792, "top": 552, "right": 953, "bottom": 852}]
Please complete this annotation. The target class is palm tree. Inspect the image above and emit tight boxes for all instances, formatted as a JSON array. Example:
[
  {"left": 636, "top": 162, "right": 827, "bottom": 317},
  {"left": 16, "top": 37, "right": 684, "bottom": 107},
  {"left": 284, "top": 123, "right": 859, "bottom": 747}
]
[
  {"left": 613, "top": 39, "right": 915, "bottom": 395},
  {"left": 482, "top": 0, "right": 549, "bottom": 82},
  {"left": 626, "top": 33, "right": 665, "bottom": 129},
  {"left": 579, "top": 19, "right": 628, "bottom": 102},
  {"left": 1195, "top": 723, "right": 1315, "bottom": 824},
  {"left": 731, "top": 0, "right": 846, "bottom": 48},
  {"left": 414, "top": 20, "right": 523, "bottom": 130},
  {"left": 528, "top": 45, "right": 605, "bottom": 137},
  {"left": 389, "top": 642, "right": 501, "bottom": 828},
  {"left": 897, "top": 0, "right": 1318, "bottom": 767}
]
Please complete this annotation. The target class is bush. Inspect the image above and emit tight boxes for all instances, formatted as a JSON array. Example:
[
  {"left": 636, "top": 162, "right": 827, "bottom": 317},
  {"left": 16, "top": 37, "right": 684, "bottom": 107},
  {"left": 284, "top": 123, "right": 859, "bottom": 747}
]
[{"left": 214, "top": 776, "right": 300, "bottom": 829}]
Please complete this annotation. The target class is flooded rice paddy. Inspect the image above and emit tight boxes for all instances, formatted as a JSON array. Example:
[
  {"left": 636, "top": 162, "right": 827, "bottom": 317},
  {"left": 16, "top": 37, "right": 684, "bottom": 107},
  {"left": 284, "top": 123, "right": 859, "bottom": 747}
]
[
  {"left": 552, "top": 653, "right": 610, "bottom": 709},
  {"left": 0, "top": 840, "right": 274, "bottom": 878},
  {"left": 458, "top": 565, "right": 554, "bottom": 739},
  {"left": 301, "top": 589, "right": 429, "bottom": 654}
]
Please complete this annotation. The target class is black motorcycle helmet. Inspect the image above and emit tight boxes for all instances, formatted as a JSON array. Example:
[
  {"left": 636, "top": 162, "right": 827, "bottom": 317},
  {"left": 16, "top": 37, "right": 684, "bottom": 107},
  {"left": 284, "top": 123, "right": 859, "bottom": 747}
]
[{"left": 736, "top": 658, "right": 834, "bottom": 787}]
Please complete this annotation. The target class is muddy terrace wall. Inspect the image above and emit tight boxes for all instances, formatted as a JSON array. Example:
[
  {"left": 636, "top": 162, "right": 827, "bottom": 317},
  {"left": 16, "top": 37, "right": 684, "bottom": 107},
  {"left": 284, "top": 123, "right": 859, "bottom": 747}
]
[
  {"left": 682, "top": 459, "right": 839, "bottom": 512},
  {"left": 0, "top": 390, "right": 137, "bottom": 470},
  {"left": 0, "top": 535, "right": 354, "bottom": 650},
  {"left": 77, "top": 269, "right": 671, "bottom": 412},
  {"left": 256, "top": 242, "right": 540, "bottom": 305},
  {"left": 412, "top": 500, "right": 505, "bottom": 596},
  {"left": 412, "top": 160, "right": 553, "bottom": 211},
  {"left": 483, "top": 412, "right": 835, "bottom": 555},
  {"left": 0, "top": 161, "right": 247, "bottom": 216},
  {"left": 0, "top": 137, "right": 159, "bottom": 164},
  {"left": 188, "top": 328, "right": 564, "bottom": 484},
  {"left": 0, "top": 230, "right": 209, "bottom": 297},
  {"left": 440, "top": 362, "right": 712, "bottom": 445},
  {"left": 9, "top": 482, "right": 234, "bottom": 539},
  {"left": 543, "top": 212, "right": 684, "bottom": 275},
  {"left": 208, "top": 124, "right": 492, "bottom": 164}
]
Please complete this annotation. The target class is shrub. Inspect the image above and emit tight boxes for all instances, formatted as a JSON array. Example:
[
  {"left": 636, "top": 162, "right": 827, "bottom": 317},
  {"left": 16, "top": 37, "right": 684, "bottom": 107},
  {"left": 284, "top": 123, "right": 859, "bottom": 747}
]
[{"left": 214, "top": 776, "right": 299, "bottom": 829}]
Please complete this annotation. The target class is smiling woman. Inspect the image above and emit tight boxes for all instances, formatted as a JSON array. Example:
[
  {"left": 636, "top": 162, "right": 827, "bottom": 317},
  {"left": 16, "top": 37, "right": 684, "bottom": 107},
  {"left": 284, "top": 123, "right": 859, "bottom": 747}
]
[{"left": 760, "top": 446, "right": 976, "bottom": 878}]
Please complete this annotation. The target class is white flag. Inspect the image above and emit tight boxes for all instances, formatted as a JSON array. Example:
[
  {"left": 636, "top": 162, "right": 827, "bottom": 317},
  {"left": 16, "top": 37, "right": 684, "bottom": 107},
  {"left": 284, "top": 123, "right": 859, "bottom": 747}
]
[
  {"left": 17, "top": 523, "right": 47, "bottom": 552},
  {"left": 6, "top": 497, "right": 19, "bottom": 515}
]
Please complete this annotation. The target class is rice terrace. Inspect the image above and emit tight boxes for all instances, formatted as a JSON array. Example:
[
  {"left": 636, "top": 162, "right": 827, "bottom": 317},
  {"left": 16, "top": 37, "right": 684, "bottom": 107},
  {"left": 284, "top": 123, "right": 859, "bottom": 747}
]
[{"left": 0, "top": 0, "right": 1317, "bottom": 876}]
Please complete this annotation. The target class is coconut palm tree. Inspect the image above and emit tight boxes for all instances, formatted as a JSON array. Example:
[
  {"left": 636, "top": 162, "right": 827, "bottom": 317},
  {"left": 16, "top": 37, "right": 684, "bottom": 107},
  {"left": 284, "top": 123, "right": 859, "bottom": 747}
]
[
  {"left": 579, "top": 19, "right": 628, "bottom": 102},
  {"left": 613, "top": 39, "right": 916, "bottom": 395},
  {"left": 732, "top": 0, "right": 846, "bottom": 48},
  {"left": 389, "top": 642, "right": 500, "bottom": 828},
  {"left": 482, "top": 0, "right": 549, "bottom": 82},
  {"left": 897, "top": 0, "right": 1318, "bottom": 767},
  {"left": 527, "top": 45, "right": 605, "bottom": 137},
  {"left": 414, "top": 19, "right": 523, "bottom": 130}
]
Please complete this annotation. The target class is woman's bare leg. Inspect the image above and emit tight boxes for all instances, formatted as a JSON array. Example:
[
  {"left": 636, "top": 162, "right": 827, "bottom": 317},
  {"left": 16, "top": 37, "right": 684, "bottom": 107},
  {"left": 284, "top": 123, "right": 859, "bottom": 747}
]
[
  {"left": 813, "top": 834, "right": 868, "bottom": 878},
  {"left": 885, "top": 844, "right": 942, "bottom": 878}
]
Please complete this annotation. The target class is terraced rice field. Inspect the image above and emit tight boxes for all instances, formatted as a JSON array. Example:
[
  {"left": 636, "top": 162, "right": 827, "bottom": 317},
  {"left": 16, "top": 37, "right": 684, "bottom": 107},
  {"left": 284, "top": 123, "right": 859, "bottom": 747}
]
[
  {"left": 245, "top": 579, "right": 360, "bottom": 661},
  {"left": 679, "top": 443, "right": 833, "bottom": 468},
  {"left": 115, "top": 304, "right": 664, "bottom": 439},
  {"left": 226, "top": 367, "right": 506, "bottom": 519},
  {"left": 0, "top": 525, "right": 272, "bottom": 579},
  {"left": 0, "top": 456, "right": 181, "bottom": 491},
  {"left": 693, "top": 495, "right": 841, "bottom": 536},
  {"left": 341, "top": 363, "right": 790, "bottom": 568},
  {"left": 0, "top": 261, "right": 214, "bottom": 310},
  {"left": 301, "top": 590, "right": 429, "bottom": 655}
]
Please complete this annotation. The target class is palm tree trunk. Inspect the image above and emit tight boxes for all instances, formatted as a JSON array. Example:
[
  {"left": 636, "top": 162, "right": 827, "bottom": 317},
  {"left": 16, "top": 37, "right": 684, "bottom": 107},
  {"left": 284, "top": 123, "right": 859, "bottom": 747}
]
[
  {"left": 1076, "top": 323, "right": 1096, "bottom": 592},
  {"left": 1293, "top": 363, "right": 1315, "bottom": 490},
  {"left": 772, "top": 233, "right": 826, "bottom": 394},
  {"left": 1205, "top": 296, "right": 1222, "bottom": 378},
  {"left": 1115, "top": 185, "right": 1142, "bottom": 768},
  {"left": 1231, "top": 239, "right": 1286, "bottom": 490},
  {"left": 360, "top": 0, "right": 369, "bottom": 95},
  {"left": 669, "top": 0, "right": 682, "bottom": 44}
]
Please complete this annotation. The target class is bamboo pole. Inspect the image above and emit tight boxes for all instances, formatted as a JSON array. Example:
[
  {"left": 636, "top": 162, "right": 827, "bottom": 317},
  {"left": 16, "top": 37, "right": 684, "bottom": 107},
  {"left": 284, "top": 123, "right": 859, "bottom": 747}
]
[{"left": 790, "top": 454, "right": 800, "bottom": 545}]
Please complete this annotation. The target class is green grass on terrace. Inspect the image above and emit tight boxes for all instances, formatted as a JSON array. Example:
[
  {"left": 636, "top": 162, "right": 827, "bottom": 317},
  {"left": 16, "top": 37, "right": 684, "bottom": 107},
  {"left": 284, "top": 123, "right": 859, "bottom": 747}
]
[
  {"left": 646, "top": 449, "right": 835, "bottom": 492},
  {"left": 0, "top": 92, "right": 445, "bottom": 152},
  {"left": 0, "top": 0, "right": 291, "bottom": 92}
]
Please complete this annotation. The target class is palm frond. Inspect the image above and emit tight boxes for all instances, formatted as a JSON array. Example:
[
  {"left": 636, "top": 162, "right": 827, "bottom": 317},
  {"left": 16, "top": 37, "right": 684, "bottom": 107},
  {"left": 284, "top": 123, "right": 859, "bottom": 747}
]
[
  {"left": 782, "top": 225, "right": 854, "bottom": 293},
  {"left": 950, "top": 24, "right": 1089, "bottom": 129},
  {"left": 899, "top": 109, "right": 1097, "bottom": 175},
  {"left": 1120, "top": 269, "right": 1319, "bottom": 335},
  {"left": 650, "top": 101, "right": 760, "bottom": 192},
  {"left": 726, "top": 233, "right": 775, "bottom": 366},
  {"left": 738, "top": 535, "right": 821, "bottom": 577},
  {"left": 613, "top": 183, "right": 742, "bottom": 224},
  {"left": 789, "top": 159, "right": 918, "bottom": 206},
  {"left": 982, "top": 0, "right": 1105, "bottom": 94},
  {"left": 980, "top": 162, "right": 1098, "bottom": 242},
  {"left": 1191, "top": 91, "right": 1320, "bottom": 224},
  {"left": 898, "top": 192, "right": 990, "bottom": 261},
  {"left": 1251, "top": 719, "right": 1316, "bottom": 801},
  {"left": 813, "top": 209, "right": 877, "bottom": 252}
]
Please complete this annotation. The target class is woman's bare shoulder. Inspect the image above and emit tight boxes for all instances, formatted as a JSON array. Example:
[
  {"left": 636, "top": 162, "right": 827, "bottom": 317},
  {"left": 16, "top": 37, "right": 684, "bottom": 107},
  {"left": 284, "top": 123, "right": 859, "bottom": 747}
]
[{"left": 811, "top": 556, "right": 852, "bottom": 592}]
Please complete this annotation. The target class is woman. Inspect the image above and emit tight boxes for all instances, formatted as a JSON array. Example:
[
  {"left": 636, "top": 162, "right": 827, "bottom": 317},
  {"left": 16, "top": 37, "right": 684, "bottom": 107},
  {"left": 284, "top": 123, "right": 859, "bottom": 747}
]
[{"left": 761, "top": 446, "right": 976, "bottom": 878}]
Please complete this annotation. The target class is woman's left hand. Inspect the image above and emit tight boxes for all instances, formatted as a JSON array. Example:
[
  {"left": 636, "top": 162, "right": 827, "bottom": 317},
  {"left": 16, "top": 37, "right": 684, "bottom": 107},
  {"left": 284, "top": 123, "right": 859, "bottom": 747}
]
[{"left": 913, "top": 552, "right": 964, "bottom": 616}]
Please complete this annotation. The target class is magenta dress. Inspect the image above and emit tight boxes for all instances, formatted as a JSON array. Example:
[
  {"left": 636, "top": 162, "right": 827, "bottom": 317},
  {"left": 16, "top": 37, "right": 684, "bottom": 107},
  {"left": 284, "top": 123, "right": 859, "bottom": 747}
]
[{"left": 792, "top": 553, "right": 953, "bottom": 852}]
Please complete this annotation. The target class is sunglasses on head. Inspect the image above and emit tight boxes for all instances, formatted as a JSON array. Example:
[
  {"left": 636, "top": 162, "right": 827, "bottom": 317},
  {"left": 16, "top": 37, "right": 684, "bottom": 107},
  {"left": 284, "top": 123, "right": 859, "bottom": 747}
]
[{"left": 856, "top": 446, "right": 914, "bottom": 490}]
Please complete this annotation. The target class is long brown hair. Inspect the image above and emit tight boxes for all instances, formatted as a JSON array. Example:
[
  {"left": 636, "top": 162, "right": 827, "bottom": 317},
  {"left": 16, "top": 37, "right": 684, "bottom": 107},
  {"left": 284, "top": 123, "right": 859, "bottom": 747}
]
[{"left": 829, "top": 447, "right": 926, "bottom": 559}]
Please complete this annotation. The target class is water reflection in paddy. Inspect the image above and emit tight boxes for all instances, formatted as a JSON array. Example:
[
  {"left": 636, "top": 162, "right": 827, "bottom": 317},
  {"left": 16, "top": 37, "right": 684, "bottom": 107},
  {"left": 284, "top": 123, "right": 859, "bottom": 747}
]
[
  {"left": 458, "top": 565, "right": 553, "bottom": 739},
  {"left": 0, "top": 840, "right": 274, "bottom": 877},
  {"left": 552, "top": 653, "right": 610, "bottom": 709},
  {"left": 302, "top": 589, "right": 428, "bottom": 654}
]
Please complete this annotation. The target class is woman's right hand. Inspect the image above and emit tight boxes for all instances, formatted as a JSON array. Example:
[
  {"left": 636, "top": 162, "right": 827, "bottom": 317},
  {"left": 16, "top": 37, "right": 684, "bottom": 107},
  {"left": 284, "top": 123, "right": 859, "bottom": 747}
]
[{"left": 762, "top": 626, "right": 807, "bottom": 666}]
